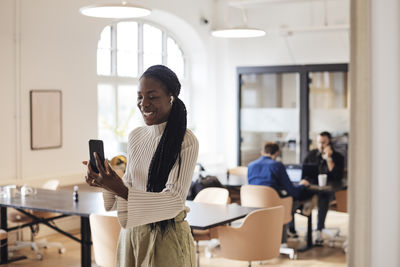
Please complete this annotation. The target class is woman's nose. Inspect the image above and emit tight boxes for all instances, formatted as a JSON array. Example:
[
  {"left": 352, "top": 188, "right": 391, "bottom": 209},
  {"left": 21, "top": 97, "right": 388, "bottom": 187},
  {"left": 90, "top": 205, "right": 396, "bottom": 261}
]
[{"left": 141, "top": 97, "right": 150, "bottom": 107}]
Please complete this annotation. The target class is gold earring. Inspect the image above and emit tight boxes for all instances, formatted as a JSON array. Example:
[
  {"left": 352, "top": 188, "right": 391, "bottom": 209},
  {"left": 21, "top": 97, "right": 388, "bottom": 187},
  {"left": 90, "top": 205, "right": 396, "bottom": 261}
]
[{"left": 170, "top": 96, "right": 174, "bottom": 105}]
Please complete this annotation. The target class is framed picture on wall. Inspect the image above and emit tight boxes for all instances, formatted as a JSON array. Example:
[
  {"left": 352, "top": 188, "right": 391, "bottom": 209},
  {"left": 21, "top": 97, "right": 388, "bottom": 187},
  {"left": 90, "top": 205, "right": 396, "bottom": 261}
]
[{"left": 30, "top": 90, "right": 62, "bottom": 150}]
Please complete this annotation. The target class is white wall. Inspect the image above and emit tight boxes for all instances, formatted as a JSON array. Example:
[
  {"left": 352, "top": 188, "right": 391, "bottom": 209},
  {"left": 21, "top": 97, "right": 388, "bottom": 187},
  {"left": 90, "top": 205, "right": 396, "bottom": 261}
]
[
  {"left": 0, "top": 0, "right": 17, "bottom": 180},
  {"left": 370, "top": 0, "right": 400, "bottom": 265},
  {"left": 0, "top": 0, "right": 349, "bottom": 183}
]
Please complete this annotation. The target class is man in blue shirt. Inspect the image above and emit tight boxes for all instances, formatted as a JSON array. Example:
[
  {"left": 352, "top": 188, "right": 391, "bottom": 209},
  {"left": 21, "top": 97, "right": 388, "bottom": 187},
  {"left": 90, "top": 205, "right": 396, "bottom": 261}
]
[
  {"left": 248, "top": 142, "right": 312, "bottom": 238},
  {"left": 248, "top": 142, "right": 310, "bottom": 199}
]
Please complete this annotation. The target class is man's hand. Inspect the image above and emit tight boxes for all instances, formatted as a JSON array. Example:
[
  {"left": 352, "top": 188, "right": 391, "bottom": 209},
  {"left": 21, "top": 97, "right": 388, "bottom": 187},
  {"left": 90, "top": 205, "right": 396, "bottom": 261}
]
[
  {"left": 299, "top": 179, "right": 310, "bottom": 187},
  {"left": 322, "top": 145, "right": 333, "bottom": 160}
]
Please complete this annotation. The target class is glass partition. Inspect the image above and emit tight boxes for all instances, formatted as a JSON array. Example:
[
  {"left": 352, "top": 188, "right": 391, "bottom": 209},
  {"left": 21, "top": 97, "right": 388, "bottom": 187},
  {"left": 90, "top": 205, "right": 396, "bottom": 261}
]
[
  {"left": 240, "top": 73, "right": 300, "bottom": 165},
  {"left": 309, "top": 71, "right": 349, "bottom": 168}
]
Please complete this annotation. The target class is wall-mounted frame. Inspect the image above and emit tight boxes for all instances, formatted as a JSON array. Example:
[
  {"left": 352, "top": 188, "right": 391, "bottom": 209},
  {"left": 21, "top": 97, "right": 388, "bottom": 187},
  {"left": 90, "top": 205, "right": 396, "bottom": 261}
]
[{"left": 30, "top": 90, "right": 62, "bottom": 150}]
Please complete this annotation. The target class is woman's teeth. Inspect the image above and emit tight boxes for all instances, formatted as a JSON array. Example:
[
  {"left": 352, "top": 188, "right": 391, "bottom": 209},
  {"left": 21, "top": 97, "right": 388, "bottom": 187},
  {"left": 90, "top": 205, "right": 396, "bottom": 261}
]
[{"left": 143, "top": 111, "right": 154, "bottom": 117}]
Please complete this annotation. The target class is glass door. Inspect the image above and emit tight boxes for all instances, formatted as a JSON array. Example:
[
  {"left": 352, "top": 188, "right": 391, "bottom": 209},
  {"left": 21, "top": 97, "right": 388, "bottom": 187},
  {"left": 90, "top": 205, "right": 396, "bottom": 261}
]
[{"left": 240, "top": 72, "right": 300, "bottom": 165}]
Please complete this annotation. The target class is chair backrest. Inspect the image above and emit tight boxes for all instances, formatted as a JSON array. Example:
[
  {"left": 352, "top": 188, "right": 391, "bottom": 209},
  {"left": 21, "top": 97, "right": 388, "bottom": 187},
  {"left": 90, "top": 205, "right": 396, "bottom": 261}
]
[
  {"left": 193, "top": 187, "right": 229, "bottom": 205},
  {"left": 240, "top": 184, "right": 293, "bottom": 224},
  {"left": 335, "top": 189, "right": 348, "bottom": 213},
  {"left": 89, "top": 214, "right": 121, "bottom": 267},
  {"left": 227, "top": 166, "right": 248, "bottom": 177},
  {"left": 217, "top": 206, "right": 284, "bottom": 262},
  {"left": 42, "top": 179, "right": 60, "bottom": 190}
]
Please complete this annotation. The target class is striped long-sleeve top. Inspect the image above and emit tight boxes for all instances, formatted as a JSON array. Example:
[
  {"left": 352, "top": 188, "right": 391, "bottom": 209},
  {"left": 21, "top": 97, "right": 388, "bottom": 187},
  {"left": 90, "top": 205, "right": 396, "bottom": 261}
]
[{"left": 102, "top": 122, "right": 199, "bottom": 229}]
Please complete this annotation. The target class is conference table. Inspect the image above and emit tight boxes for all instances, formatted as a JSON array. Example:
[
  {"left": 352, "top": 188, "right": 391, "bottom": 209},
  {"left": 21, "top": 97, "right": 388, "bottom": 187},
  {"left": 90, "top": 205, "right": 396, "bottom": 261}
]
[{"left": 0, "top": 187, "right": 255, "bottom": 266}]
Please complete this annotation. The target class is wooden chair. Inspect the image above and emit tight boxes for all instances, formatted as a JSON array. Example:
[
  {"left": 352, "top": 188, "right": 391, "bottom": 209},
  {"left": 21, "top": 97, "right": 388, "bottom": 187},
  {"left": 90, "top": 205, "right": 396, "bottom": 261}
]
[
  {"left": 240, "top": 184, "right": 296, "bottom": 259},
  {"left": 217, "top": 206, "right": 284, "bottom": 267},
  {"left": 192, "top": 187, "right": 230, "bottom": 266},
  {"left": 226, "top": 166, "right": 248, "bottom": 204},
  {"left": 325, "top": 189, "right": 348, "bottom": 251},
  {"left": 89, "top": 214, "right": 121, "bottom": 267},
  {"left": 226, "top": 166, "right": 248, "bottom": 181},
  {"left": 0, "top": 229, "right": 7, "bottom": 241}
]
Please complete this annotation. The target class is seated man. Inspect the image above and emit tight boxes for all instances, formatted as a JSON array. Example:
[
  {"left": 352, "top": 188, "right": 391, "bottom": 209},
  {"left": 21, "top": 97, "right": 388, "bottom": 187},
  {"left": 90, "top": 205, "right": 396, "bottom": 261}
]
[
  {"left": 248, "top": 142, "right": 312, "bottom": 239},
  {"left": 303, "top": 131, "right": 345, "bottom": 245},
  {"left": 248, "top": 142, "right": 310, "bottom": 199}
]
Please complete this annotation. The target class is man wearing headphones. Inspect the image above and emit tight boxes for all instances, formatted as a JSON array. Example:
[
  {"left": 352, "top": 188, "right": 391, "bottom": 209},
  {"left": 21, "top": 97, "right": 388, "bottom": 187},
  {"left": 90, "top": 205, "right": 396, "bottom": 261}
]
[{"left": 303, "top": 131, "right": 344, "bottom": 245}]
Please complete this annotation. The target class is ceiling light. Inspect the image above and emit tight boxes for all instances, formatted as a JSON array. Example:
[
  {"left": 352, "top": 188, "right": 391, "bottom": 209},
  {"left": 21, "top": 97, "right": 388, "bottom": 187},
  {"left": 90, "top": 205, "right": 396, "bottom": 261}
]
[
  {"left": 211, "top": 27, "right": 266, "bottom": 38},
  {"left": 211, "top": 7, "right": 265, "bottom": 38},
  {"left": 79, "top": 2, "right": 151, "bottom": 19}
]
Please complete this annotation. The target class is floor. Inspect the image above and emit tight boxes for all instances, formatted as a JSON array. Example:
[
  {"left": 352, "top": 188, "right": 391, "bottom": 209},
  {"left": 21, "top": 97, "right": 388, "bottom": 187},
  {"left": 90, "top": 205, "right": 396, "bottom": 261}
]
[{"left": 3, "top": 183, "right": 347, "bottom": 266}]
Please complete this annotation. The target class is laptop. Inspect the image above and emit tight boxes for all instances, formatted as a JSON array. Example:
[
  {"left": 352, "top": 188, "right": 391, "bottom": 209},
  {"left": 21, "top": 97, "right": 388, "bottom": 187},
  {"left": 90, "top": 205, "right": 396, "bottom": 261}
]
[{"left": 285, "top": 164, "right": 303, "bottom": 184}]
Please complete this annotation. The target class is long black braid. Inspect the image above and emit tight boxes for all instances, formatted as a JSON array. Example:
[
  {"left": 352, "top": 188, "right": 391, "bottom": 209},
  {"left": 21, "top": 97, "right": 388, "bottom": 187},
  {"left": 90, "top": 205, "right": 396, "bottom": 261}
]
[{"left": 141, "top": 65, "right": 187, "bottom": 234}]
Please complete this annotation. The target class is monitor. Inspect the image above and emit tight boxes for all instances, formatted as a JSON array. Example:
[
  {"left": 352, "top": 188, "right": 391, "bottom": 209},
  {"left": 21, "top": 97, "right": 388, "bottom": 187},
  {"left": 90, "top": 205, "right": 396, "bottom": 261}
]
[{"left": 285, "top": 164, "right": 302, "bottom": 183}]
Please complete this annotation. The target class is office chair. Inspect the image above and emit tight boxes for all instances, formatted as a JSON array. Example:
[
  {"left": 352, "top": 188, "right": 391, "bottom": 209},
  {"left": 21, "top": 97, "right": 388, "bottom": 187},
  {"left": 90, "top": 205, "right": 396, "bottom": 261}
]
[
  {"left": 192, "top": 187, "right": 230, "bottom": 266},
  {"left": 240, "top": 184, "right": 297, "bottom": 260},
  {"left": 217, "top": 206, "right": 284, "bottom": 267},
  {"left": 90, "top": 214, "right": 121, "bottom": 267},
  {"left": 8, "top": 179, "right": 65, "bottom": 260}
]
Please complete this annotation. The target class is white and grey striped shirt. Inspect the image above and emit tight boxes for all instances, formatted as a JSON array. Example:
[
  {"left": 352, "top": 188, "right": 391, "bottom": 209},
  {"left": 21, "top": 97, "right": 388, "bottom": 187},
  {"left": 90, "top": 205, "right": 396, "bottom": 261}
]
[{"left": 103, "top": 122, "right": 199, "bottom": 229}]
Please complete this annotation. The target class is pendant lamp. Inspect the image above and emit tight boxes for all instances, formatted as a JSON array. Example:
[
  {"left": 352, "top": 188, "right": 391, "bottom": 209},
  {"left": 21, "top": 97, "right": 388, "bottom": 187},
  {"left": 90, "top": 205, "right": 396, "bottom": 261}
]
[
  {"left": 79, "top": 1, "right": 151, "bottom": 19},
  {"left": 211, "top": 8, "right": 265, "bottom": 38}
]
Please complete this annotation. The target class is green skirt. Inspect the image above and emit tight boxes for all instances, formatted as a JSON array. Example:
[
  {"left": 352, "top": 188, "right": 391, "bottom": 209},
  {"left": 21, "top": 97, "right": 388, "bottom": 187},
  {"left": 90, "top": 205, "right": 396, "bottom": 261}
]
[{"left": 116, "top": 210, "right": 195, "bottom": 267}]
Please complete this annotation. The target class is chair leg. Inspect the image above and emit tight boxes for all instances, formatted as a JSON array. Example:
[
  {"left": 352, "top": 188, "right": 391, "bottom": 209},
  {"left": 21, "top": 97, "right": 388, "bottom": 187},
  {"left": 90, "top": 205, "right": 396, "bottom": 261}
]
[
  {"left": 280, "top": 246, "right": 297, "bottom": 260},
  {"left": 196, "top": 240, "right": 200, "bottom": 267},
  {"left": 248, "top": 261, "right": 251, "bottom": 267}
]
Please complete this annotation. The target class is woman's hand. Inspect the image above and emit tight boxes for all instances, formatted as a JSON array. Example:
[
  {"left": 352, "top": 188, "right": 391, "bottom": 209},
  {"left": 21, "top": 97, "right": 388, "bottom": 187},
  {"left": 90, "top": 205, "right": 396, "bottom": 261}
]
[{"left": 82, "top": 153, "right": 129, "bottom": 200}]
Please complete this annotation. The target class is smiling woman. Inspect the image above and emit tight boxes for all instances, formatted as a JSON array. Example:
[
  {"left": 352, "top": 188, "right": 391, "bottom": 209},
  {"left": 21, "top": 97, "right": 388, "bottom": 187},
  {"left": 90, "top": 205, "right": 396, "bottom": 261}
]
[{"left": 84, "top": 65, "right": 199, "bottom": 266}]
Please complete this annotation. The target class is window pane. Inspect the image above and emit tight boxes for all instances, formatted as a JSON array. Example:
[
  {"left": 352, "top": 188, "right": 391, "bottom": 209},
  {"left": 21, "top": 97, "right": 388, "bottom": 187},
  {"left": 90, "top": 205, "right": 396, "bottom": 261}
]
[
  {"left": 99, "top": 26, "right": 111, "bottom": 49},
  {"left": 117, "top": 22, "right": 138, "bottom": 77},
  {"left": 97, "top": 26, "right": 111, "bottom": 75},
  {"left": 98, "top": 84, "right": 116, "bottom": 155},
  {"left": 117, "top": 85, "right": 140, "bottom": 141},
  {"left": 143, "top": 24, "right": 162, "bottom": 71},
  {"left": 167, "top": 37, "right": 185, "bottom": 78}
]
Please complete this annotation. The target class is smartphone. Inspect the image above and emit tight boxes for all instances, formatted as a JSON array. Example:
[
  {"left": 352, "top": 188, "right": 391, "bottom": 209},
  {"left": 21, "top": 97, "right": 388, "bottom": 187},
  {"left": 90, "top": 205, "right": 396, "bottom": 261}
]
[{"left": 89, "top": 139, "right": 105, "bottom": 173}]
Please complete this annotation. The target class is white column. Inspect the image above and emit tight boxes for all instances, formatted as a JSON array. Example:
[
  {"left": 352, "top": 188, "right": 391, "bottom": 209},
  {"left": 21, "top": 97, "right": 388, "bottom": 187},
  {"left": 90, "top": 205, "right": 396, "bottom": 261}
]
[
  {"left": 370, "top": 0, "right": 400, "bottom": 266},
  {"left": 348, "top": 0, "right": 372, "bottom": 266}
]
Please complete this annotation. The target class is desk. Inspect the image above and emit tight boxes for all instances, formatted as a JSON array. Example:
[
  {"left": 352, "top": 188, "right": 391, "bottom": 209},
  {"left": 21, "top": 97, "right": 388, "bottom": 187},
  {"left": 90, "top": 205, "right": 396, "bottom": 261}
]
[
  {"left": 186, "top": 201, "right": 256, "bottom": 230},
  {"left": 216, "top": 174, "right": 247, "bottom": 204},
  {"left": 300, "top": 184, "right": 348, "bottom": 249},
  {"left": 0, "top": 189, "right": 255, "bottom": 266},
  {"left": 0, "top": 188, "right": 110, "bottom": 266}
]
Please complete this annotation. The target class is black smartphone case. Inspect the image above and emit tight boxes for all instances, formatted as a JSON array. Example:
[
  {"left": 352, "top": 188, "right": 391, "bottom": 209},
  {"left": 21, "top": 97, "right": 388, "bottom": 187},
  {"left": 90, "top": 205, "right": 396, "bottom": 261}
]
[{"left": 89, "top": 139, "right": 105, "bottom": 173}]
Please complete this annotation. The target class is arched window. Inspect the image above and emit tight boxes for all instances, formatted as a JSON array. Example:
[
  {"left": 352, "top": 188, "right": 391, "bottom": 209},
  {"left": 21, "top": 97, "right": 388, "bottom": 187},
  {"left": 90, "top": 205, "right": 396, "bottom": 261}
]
[{"left": 97, "top": 21, "right": 187, "bottom": 155}]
